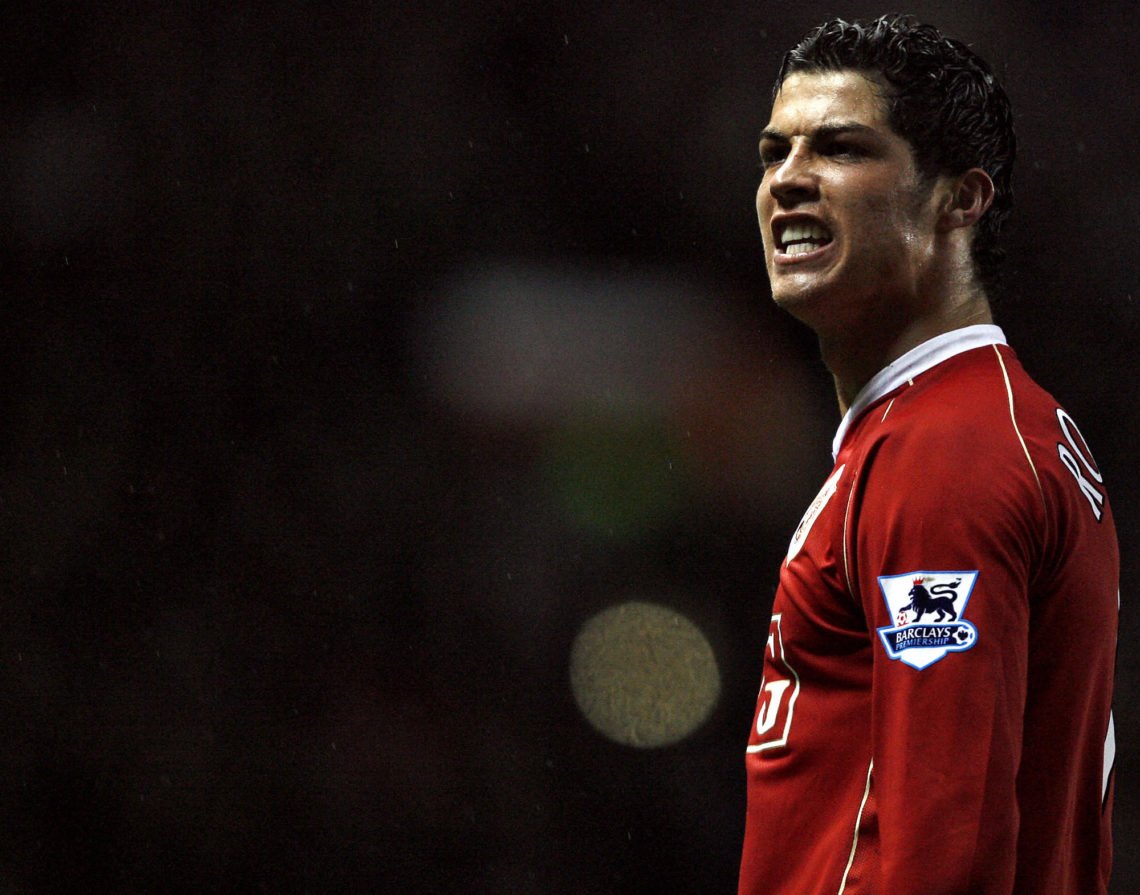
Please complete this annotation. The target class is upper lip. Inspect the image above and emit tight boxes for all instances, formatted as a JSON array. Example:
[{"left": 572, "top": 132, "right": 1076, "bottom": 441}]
[{"left": 771, "top": 214, "right": 834, "bottom": 252}]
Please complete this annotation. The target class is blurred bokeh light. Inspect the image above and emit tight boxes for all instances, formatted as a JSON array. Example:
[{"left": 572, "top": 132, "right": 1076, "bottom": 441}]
[{"left": 570, "top": 601, "right": 721, "bottom": 747}]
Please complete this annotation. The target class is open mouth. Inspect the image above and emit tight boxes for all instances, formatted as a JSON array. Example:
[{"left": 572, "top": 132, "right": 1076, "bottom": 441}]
[{"left": 775, "top": 220, "right": 833, "bottom": 256}]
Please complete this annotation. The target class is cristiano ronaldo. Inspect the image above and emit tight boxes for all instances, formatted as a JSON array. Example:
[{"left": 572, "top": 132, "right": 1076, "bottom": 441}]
[{"left": 739, "top": 15, "right": 1118, "bottom": 895}]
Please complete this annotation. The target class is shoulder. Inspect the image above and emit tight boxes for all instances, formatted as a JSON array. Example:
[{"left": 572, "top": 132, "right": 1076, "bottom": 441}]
[
  {"left": 866, "top": 345, "right": 1044, "bottom": 488},
  {"left": 968, "top": 345, "right": 1113, "bottom": 524},
  {"left": 844, "top": 348, "right": 1048, "bottom": 575},
  {"left": 852, "top": 343, "right": 1114, "bottom": 536}
]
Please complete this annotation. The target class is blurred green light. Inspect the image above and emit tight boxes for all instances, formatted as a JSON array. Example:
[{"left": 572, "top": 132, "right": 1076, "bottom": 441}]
[{"left": 542, "top": 411, "right": 685, "bottom": 540}]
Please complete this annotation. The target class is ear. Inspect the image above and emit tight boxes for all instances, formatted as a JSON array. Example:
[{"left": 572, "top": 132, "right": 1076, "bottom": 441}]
[{"left": 938, "top": 168, "right": 995, "bottom": 232}]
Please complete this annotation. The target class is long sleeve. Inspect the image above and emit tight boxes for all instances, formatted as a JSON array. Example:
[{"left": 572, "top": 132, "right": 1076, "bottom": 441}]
[{"left": 850, "top": 415, "right": 1041, "bottom": 893}]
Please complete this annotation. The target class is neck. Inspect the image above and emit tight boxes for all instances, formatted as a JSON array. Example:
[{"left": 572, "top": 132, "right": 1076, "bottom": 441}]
[{"left": 821, "top": 288, "right": 993, "bottom": 414}]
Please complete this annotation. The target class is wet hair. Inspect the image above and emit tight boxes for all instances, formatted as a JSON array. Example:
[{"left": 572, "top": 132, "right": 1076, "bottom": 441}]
[{"left": 776, "top": 15, "right": 1016, "bottom": 296}]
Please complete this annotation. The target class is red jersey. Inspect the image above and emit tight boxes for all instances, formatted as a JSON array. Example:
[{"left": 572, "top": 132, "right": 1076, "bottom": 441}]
[{"left": 739, "top": 326, "right": 1118, "bottom": 895}]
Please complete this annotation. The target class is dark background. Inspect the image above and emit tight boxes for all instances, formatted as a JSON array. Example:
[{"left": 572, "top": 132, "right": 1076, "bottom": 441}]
[{"left": 1, "top": 1, "right": 1136, "bottom": 892}]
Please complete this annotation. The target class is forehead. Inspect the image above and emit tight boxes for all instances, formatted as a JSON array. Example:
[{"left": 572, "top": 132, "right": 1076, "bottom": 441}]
[{"left": 765, "top": 70, "right": 892, "bottom": 135}]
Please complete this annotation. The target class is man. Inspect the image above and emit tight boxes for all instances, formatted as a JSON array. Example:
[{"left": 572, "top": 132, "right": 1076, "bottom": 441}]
[{"left": 740, "top": 16, "right": 1117, "bottom": 895}]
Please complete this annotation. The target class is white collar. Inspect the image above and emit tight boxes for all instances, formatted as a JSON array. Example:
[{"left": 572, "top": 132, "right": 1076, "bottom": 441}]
[{"left": 831, "top": 324, "right": 1008, "bottom": 459}]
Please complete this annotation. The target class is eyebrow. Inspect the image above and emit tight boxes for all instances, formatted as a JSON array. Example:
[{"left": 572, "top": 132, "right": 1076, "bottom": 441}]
[{"left": 758, "top": 122, "right": 878, "bottom": 144}]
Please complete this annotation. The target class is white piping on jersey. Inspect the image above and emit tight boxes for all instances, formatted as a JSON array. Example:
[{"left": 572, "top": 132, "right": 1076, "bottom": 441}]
[
  {"left": 841, "top": 470, "right": 859, "bottom": 598},
  {"left": 831, "top": 324, "right": 1008, "bottom": 459},
  {"left": 993, "top": 345, "right": 1046, "bottom": 511},
  {"left": 837, "top": 758, "right": 875, "bottom": 895}
]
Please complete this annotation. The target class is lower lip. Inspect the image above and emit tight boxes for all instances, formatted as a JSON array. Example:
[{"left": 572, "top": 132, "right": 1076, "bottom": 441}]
[{"left": 773, "top": 241, "right": 835, "bottom": 267}]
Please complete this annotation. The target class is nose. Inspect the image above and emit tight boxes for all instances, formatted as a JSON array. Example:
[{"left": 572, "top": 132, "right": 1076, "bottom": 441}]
[{"left": 768, "top": 146, "right": 819, "bottom": 208}]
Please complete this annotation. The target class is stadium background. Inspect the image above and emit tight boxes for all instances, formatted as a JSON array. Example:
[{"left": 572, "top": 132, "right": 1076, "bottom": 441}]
[{"left": 1, "top": 1, "right": 1136, "bottom": 891}]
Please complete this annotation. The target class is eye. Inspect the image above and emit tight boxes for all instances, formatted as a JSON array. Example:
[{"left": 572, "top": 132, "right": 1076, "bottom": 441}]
[
  {"left": 821, "top": 139, "right": 865, "bottom": 159},
  {"left": 759, "top": 145, "right": 787, "bottom": 169}
]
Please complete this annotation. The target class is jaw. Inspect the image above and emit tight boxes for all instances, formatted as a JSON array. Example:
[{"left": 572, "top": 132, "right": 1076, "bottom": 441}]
[
  {"left": 766, "top": 240, "right": 843, "bottom": 317},
  {"left": 770, "top": 277, "right": 836, "bottom": 327}
]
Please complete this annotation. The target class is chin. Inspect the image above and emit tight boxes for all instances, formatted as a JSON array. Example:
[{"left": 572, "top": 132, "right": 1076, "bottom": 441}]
[{"left": 770, "top": 282, "right": 832, "bottom": 323}]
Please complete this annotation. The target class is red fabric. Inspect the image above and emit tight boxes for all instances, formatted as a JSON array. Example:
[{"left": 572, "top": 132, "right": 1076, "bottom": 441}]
[{"left": 739, "top": 342, "right": 1117, "bottom": 895}]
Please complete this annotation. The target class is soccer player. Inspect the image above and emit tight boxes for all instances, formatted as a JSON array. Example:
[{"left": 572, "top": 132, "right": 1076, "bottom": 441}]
[{"left": 739, "top": 16, "right": 1118, "bottom": 895}]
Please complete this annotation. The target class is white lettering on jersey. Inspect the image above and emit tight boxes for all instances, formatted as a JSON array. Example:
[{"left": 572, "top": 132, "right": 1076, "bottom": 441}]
[
  {"left": 787, "top": 464, "right": 845, "bottom": 562},
  {"left": 1055, "top": 408, "right": 1105, "bottom": 521}
]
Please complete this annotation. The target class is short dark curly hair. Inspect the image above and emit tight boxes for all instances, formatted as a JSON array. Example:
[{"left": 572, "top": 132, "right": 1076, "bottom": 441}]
[{"left": 776, "top": 15, "right": 1016, "bottom": 296}]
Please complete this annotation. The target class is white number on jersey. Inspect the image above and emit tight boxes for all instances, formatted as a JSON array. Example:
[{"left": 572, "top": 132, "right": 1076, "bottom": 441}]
[{"left": 747, "top": 614, "right": 801, "bottom": 753}]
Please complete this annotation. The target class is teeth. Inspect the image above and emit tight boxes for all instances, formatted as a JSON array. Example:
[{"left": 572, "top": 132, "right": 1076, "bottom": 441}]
[
  {"left": 782, "top": 222, "right": 830, "bottom": 243},
  {"left": 777, "top": 220, "right": 832, "bottom": 254},
  {"left": 785, "top": 242, "right": 821, "bottom": 256}
]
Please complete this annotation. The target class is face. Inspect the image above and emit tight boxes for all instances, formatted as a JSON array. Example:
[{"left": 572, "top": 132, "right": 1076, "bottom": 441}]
[{"left": 756, "top": 70, "right": 946, "bottom": 330}]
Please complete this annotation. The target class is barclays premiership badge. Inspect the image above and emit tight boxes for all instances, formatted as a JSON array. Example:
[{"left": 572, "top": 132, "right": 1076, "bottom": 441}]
[{"left": 876, "top": 571, "right": 979, "bottom": 670}]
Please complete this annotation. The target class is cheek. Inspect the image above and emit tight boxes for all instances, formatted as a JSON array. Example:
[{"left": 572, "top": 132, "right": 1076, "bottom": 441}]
[
  {"left": 755, "top": 186, "right": 773, "bottom": 248},
  {"left": 852, "top": 193, "right": 921, "bottom": 252},
  {"left": 888, "top": 201, "right": 939, "bottom": 259}
]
